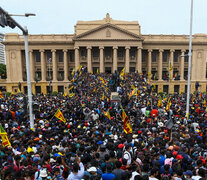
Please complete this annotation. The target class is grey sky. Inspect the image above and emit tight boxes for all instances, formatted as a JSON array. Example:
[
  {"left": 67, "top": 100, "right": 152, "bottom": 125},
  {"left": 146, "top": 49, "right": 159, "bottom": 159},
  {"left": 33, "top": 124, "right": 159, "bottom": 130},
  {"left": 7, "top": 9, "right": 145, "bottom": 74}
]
[{"left": 1, "top": 0, "right": 207, "bottom": 35}]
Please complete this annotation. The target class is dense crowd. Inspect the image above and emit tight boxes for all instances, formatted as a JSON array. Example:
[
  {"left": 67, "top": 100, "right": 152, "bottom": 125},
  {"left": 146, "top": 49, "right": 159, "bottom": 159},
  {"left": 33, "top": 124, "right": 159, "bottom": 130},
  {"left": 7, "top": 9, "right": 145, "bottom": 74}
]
[{"left": 0, "top": 67, "right": 206, "bottom": 180}]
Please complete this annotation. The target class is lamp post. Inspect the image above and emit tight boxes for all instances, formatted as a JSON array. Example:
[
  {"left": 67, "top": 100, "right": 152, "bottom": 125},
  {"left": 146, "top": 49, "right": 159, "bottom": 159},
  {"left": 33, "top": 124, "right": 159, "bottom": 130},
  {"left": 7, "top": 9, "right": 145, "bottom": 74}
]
[
  {"left": 0, "top": 7, "right": 36, "bottom": 130},
  {"left": 186, "top": 0, "right": 194, "bottom": 120}
]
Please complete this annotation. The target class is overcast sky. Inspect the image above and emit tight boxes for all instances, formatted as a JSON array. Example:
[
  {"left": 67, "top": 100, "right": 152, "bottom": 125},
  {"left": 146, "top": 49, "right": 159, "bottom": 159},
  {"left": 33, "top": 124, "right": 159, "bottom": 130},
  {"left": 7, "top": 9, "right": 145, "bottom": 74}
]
[{"left": 1, "top": 0, "right": 207, "bottom": 35}]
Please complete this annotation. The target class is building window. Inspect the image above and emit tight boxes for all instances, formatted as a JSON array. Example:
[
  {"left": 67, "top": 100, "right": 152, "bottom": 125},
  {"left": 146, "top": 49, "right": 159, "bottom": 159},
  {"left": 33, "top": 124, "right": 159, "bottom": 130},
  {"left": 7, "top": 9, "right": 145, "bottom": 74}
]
[
  {"left": 46, "top": 50, "right": 52, "bottom": 60},
  {"left": 34, "top": 50, "right": 40, "bottom": 62},
  {"left": 58, "top": 86, "right": 64, "bottom": 93},
  {"left": 92, "top": 48, "right": 99, "bottom": 58},
  {"left": 142, "top": 50, "right": 147, "bottom": 62},
  {"left": 80, "top": 49, "right": 87, "bottom": 57},
  {"left": 105, "top": 48, "right": 112, "bottom": 58},
  {"left": 57, "top": 50, "right": 63, "bottom": 62},
  {"left": 152, "top": 51, "right": 157, "bottom": 62},
  {"left": 184, "top": 50, "right": 189, "bottom": 62},
  {"left": 163, "top": 85, "right": 169, "bottom": 94},
  {"left": 47, "top": 86, "right": 53, "bottom": 94},
  {"left": 163, "top": 51, "right": 168, "bottom": 62},
  {"left": 174, "top": 85, "right": 180, "bottom": 94},
  {"left": 68, "top": 51, "right": 74, "bottom": 62},
  {"left": 130, "top": 49, "right": 136, "bottom": 58},
  {"left": 58, "top": 71, "right": 64, "bottom": 81},
  {"left": 174, "top": 51, "right": 179, "bottom": 62},
  {"left": 35, "top": 86, "right": 41, "bottom": 94},
  {"left": 35, "top": 71, "right": 41, "bottom": 81},
  {"left": 118, "top": 48, "right": 124, "bottom": 58},
  {"left": 130, "top": 67, "right": 135, "bottom": 73}
]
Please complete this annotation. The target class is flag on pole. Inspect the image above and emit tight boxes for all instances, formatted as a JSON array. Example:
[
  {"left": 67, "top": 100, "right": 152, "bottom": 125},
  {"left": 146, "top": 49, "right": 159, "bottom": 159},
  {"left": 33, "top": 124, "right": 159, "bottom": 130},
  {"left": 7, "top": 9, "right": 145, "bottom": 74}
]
[
  {"left": 63, "top": 93, "right": 67, "bottom": 97},
  {"left": 157, "top": 97, "right": 163, "bottom": 107},
  {"left": 103, "top": 110, "right": 111, "bottom": 120},
  {"left": 166, "top": 97, "right": 172, "bottom": 111},
  {"left": 69, "top": 93, "right": 74, "bottom": 97},
  {"left": 97, "top": 68, "right": 99, "bottom": 74},
  {"left": 121, "top": 106, "right": 132, "bottom": 134},
  {"left": 120, "top": 68, "right": 126, "bottom": 80},
  {"left": 99, "top": 77, "right": 106, "bottom": 86},
  {"left": 203, "top": 99, "right": 206, "bottom": 108},
  {"left": 0, "top": 91, "right": 3, "bottom": 98},
  {"left": 54, "top": 109, "right": 66, "bottom": 123},
  {"left": 0, "top": 125, "right": 11, "bottom": 147}
]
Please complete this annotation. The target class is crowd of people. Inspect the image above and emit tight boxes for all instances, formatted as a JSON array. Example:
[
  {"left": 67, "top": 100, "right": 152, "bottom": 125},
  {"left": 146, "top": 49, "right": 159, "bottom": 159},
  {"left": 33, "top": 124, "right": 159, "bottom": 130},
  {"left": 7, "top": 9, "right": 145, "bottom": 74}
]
[{"left": 0, "top": 67, "right": 206, "bottom": 180}]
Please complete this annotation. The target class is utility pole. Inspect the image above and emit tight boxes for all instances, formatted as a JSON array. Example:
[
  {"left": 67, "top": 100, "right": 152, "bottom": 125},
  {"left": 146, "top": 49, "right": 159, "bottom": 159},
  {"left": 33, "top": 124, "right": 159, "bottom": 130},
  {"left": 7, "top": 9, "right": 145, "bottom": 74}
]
[{"left": 0, "top": 6, "right": 36, "bottom": 130}]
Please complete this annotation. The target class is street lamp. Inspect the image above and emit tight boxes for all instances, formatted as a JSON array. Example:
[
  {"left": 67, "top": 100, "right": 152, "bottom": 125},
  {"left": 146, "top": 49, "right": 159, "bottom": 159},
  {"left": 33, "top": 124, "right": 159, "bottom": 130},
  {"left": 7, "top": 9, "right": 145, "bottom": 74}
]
[
  {"left": 186, "top": 0, "right": 194, "bottom": 120},
  {"left": 0, "top": 7, "right": 36, "bottom": 130}
]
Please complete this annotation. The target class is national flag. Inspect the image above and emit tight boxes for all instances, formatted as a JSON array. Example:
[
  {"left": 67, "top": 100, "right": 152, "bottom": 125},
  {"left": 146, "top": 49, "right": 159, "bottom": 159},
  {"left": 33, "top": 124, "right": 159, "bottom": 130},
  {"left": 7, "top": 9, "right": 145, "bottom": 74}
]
[
  {"left": 157, "top": 97, "right": 163, "bottom": 107},
  {"left": 54, "top": 109, "right": 66, "bottom": 123},
  {"left": 120, "top": 68, "right": 126, "bottom": 80},
  {"left": 0, "top": 125, "right": 11, "bottom": 147},
  {"left": 63, "top": 93, "right": 67, "bottom": 97},
  {"left": 166, "top": 97, "right": 172, "bottom": 111},
  {"left": 97, "top": 68, "right": 99, "bottom": 74},
  {"left": 69, "top": 93, "right": 74, "bottom": 97},
  {"left": 99, "top": 77, "right": 106, "bottom": 86},
  {"left": 71, "top": 68, "right": 75, "bottom": 77},
  {"left": 103, "top": 110, "right": 111, "bottom": 120},
  {"left": 17, "top": 88, "right": 21, "bottom": 93},
  {"left": 91, "top": 70, "right": 93, "bottom": 75},
  {"left": 131, "top": 85, "right": 135, "bottom": 90},
  {"left": 203, "top": 99, "right": 206, "bottom": 108},
  {"left": 77, "top": 65, "right": 82, "bottom": 72},
  {"left": 0, "top": 91, "right": 3, "bottom": 98},
  {"left": 121, "top": 106, "right": 132, "bottom": 134},
  {"left": 169, "top": 61, "right": 173, "bottom": 71}
]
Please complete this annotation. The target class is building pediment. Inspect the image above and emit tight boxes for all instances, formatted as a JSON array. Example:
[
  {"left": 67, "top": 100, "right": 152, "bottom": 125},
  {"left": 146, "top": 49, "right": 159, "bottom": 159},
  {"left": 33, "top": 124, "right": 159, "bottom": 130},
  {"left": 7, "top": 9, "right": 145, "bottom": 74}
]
[{"left": 73, "top": 23, "right": 143, "bottom": 41}]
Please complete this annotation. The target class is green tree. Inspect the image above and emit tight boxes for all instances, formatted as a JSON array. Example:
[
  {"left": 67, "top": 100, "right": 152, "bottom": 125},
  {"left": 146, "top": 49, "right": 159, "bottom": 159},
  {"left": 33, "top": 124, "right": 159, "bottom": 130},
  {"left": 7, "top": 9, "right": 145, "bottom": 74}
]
[{"left": 0, "top": 64, "right": 6, "bottom": 79}]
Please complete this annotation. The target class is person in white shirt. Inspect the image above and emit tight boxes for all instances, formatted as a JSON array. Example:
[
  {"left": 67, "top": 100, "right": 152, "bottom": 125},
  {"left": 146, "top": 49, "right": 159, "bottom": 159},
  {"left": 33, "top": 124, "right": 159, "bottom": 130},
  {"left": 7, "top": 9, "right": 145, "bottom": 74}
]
[
  {"left": 67, "top": 156, "right": 84, "bottom": 180},
  {"left": 123, "top": 144, "right": 132, "bottom": 165}
]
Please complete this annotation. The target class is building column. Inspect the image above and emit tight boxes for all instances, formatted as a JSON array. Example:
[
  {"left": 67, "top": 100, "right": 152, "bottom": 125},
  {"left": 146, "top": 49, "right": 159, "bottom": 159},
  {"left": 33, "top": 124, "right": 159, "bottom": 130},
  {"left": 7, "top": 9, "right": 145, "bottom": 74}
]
[
  {"left": 75, "top": 47, "right": 80, "bottom": 71},
  {"left": 148, "top": 49, "right": 152, "bottom": 76},
  {"left": 170, "top": 49, "right": 174, "bottom": 80},
  {"left": 40, "top": 50, "right": 46, "bottom": 81},
  {"left": 63, "top": 49, "right": 68, "bottom": 81},
  {"left": 5, "top": 50, "right": 11, "bottom": 82},
  {"left": 99, "top": 46, "right": 104, "bottom": 73},
  {"left": 125, "top": 46, "right": 130, "bottom": 73},
  {"left": 87, "top": 46, "right": 92, "bottom": 73},
  {"left": 136, "top": 47, "right": 142, "bottom": 73},
  {"left": 180, "top": 50, "right": 185, "bottom": 80},
  {"left": 113, "top": 46, "right": 118, "bottom": 73},
  {"left": 158, "top": 49, "right": 163, "bottom": 80},
  {"left": 52, "top": 50, "right": 57, "bottom": 81},
  {"left": 29, "top": 50, "right": 35, "bottom": 82},
  {"left": 16, "top": 50, "right": 23, "bottom": 82}
]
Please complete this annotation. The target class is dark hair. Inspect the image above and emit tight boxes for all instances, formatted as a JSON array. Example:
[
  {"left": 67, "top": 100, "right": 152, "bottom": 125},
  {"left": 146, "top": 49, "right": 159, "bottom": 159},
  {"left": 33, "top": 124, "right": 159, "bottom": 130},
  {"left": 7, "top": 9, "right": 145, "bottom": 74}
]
[
  {"left": 73, "top": 163, "right": 79, "bottom": 173},
  {"left": 151, "top": 168, "right": 158, "bottom": 176},
  {"left": 115, "top": 160, "right": 122, "bottom": 168}
]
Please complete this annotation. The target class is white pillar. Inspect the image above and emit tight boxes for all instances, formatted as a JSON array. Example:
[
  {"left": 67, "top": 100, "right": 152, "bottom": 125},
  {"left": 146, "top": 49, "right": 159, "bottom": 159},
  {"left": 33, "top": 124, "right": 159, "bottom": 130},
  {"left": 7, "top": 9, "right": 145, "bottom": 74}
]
[
  {"left": 136, "top": 47, "right": 142, "bottom": 73},
  {"left": 40, "top": 50, "right": 46, "bottom": 81},
  {"left": 148, "top": 49, "right": 152, "bottom": 76},
  {"left": 87, "top": 46, "right": 92, "bottom": 73},
  {"left": 29, "top": 50, "right": 35, "bottom": 82},
  {"left": 100, "top": 46, "right": 104, "bottom": 73},
  {"left": 52, "top": 50, "right": 57, "bottom": 81},
  {"left": 63, "top": 49, "right": 68, "bottom": 81},
  {"left": 125, "top": 46, "right": 130, "bottom": 73},
  {"left": 158, "top": 49, "right": 163, "bottom": 80},
  {"left": 75, "top": 47, "right": 80, "bottom": 71},
  {"left": 113, "top": 46, "right": 118, "bottom": 73},
  {"left": 180, "top": 50, "right": 185, "bottom": 80}
]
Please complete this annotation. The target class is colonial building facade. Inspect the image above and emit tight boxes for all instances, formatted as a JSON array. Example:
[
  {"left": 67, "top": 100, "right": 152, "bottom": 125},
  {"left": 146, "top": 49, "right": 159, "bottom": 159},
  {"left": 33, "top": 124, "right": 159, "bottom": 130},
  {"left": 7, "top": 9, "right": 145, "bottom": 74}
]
[{"left": 4, "top": 14, "right": 207, "bottom": 94}]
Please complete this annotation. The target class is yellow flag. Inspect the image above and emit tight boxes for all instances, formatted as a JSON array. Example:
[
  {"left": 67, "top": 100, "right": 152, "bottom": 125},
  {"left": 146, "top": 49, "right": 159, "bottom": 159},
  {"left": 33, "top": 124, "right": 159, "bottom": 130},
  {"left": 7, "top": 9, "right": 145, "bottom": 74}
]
[
  {"left": 99, "top": 77, "right": 106, "bottom": 86},
  {"left": 104, "top": 111, "right": 111, "bottom": 120},
  {"left": 69, "top": 93, "right": 74, "bottom": 97},
  {"left": 102, "top": 93, "right": 105, "bottom": 100},
  {"left": 0, "top": 91, "right": 3, "bottom": 98},
  {"left": 0, "top": 125, "right": 11, "bottom": 147},
  {"left": 69, "top": 86, "right": 74, "bottom": 91},
  {"left": 166, "top": 97, "right": 172, "bottom": 111},
  {"left": 63, "top": 93, "right": 67, "bottom": 97},
  {"left": 203, "top": 99, "right": 206, "bottom": 108},
  {"left": 121, "top": 106, "right": 132, "bottom": 134},
  {"left": 54, "top": 109, "right": 66, "bottom": 123},
  {"left": 97, "top": 68, "right": 99, "bottom": 74}
]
